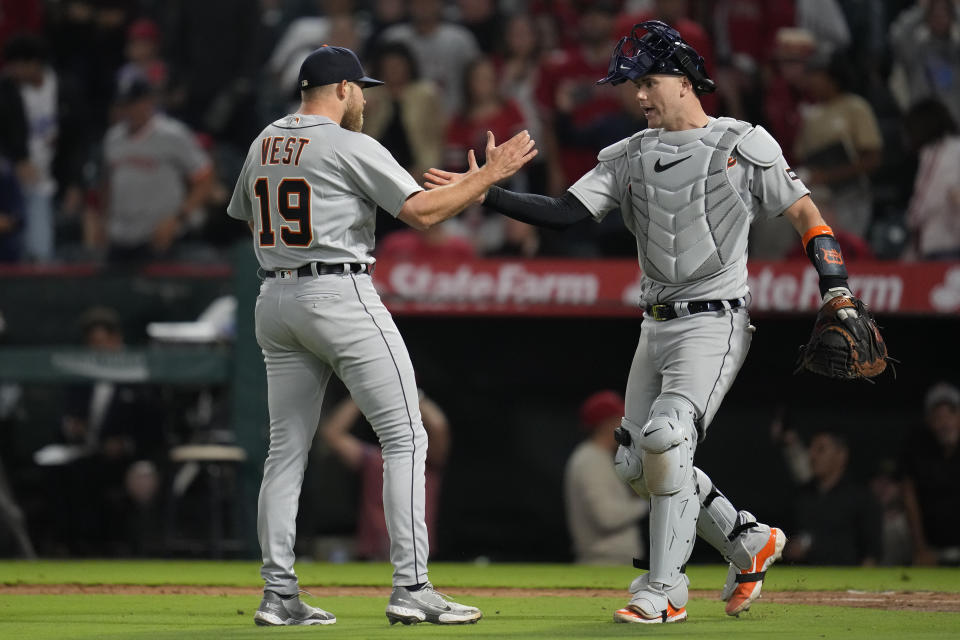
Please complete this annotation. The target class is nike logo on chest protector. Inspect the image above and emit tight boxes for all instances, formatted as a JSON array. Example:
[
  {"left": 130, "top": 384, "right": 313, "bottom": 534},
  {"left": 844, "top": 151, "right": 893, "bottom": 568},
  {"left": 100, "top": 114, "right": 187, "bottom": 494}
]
[{"left": 653, "top": 155, "right": 692, "bottom": 172}]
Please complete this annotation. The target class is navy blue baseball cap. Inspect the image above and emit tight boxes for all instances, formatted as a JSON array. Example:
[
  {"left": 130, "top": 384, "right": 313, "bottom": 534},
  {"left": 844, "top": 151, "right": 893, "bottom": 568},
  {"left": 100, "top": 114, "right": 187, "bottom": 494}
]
[{"left": 298, "top": 45, "right": 384, "bottom": 90}]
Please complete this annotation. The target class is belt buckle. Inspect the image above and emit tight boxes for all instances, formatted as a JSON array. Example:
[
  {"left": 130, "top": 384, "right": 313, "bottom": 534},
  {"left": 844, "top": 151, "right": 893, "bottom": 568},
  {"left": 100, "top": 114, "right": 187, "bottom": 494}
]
[{"left": 650, "top": 304, "right": 671, "bottom": 321}]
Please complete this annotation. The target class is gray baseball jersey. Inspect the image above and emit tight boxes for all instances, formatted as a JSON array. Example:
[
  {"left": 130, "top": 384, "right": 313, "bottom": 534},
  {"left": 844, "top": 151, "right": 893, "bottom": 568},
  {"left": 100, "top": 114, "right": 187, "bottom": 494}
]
[
  {"left": 228, "top": 114, "right": 422, "bottom": 269},
  {"left": 229, "top": 113, "right": 431, "bottom": 593},
  {"left": 569, "top": 117, "right": 809, "bottom": 306}
]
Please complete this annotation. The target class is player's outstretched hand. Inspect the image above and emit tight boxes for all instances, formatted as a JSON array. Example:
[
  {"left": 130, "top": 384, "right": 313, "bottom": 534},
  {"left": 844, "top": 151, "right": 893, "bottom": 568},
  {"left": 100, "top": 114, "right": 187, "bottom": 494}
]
[
  {"left": 423, "top": 150, "right": 476, "bottom": 190},
  {"left": 423, "top": 130, "right": 536, "bottom": 202},
  {"left": 423, "top": 149, "right": 482, "bottom": 201},
  {"left": 483, "top": 129, "right": 537, "bottom": 182}
]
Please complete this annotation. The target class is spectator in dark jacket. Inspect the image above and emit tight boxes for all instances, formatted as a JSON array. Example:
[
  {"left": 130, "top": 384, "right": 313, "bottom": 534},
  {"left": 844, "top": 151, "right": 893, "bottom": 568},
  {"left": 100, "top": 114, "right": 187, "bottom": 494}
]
[
  {"left": 0, "top": 158, "right": 24, "bottom": 262},
  {"left": 901, "top": 382, "right": 960, "bottom": 565},
  {"left": 784, "top": 430, "right": 884, "bottom": 565}
]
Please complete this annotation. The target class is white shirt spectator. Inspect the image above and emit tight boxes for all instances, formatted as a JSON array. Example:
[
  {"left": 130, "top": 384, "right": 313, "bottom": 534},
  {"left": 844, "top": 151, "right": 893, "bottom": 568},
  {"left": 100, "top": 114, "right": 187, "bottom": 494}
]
[{"left": 907, "top": 134, "right": 960, "bottom": 259}]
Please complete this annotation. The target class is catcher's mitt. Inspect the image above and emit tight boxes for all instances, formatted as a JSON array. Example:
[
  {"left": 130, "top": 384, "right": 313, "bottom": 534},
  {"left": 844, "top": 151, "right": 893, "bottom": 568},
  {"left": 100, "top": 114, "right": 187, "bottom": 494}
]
[{"left": 796, "top": 295, "right": 892, "bottom": 381}]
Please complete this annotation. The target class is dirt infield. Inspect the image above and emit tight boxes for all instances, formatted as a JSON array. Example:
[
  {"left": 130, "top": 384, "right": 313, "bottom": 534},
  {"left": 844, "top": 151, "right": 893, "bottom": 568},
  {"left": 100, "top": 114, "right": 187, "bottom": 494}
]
[{"left": 2, "top": 585, "right": 959, "bottom": 612}]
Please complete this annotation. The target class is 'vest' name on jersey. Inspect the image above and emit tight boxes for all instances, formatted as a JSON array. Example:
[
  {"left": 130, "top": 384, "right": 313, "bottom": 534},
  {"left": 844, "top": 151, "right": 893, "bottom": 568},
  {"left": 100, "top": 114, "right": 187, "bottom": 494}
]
[{"left": 260, "top": 136, "right": 311, "bottom": 166}]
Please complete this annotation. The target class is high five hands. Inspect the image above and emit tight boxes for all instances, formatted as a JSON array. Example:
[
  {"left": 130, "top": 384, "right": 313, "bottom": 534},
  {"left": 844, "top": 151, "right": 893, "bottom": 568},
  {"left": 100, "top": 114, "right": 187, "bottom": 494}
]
[{"left": 424, "top": 130, "right": 536, "bottom": 203}]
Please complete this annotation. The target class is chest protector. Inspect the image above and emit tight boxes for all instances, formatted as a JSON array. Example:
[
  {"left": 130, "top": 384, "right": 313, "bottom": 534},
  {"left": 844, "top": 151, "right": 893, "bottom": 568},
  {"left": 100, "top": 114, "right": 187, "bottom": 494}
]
[{"left": 619, "top": 118, "right": 753, "bottom": 285}]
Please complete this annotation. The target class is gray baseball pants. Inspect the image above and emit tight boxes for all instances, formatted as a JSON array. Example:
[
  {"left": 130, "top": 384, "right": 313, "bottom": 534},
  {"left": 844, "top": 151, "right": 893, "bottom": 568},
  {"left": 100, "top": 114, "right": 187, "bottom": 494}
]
[
  {"left": 623, "top": 308, "right": 766, "bottom": 575},
  {"left": 255, "top": 271, "right": 429, "bottom": 594}
]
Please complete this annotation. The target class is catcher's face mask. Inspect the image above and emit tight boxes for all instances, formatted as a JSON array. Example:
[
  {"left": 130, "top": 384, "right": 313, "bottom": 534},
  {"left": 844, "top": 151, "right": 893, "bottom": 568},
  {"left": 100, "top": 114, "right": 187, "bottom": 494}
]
[{"left": 597, "top": 20, "right": 716, "bottom": 94}]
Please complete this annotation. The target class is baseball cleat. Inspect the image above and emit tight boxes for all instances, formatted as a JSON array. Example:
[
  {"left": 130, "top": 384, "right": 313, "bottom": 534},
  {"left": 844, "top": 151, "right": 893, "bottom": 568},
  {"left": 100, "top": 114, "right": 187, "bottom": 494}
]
[
  {"left": 614, "top": 602, "right": 687, "bottom": 624},
  {"left": 722, "top": 527, "right": 787, "bottom": 616},
  {"left": 253, "top": 590, "right": 336, "bottom": 626},
  {"left": 385, "top": 582, "right": 482, "bottom": 625}
]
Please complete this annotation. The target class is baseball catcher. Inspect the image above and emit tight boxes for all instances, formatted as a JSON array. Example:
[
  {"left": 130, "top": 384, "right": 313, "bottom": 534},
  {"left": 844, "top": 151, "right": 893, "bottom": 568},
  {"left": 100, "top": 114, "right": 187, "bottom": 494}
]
[{"left": 425, "top": 19, "right": 892, "bottom": 625}]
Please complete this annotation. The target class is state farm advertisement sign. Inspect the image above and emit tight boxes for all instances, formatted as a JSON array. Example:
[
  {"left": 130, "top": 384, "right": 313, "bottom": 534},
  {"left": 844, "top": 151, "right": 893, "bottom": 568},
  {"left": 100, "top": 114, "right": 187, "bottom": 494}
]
[{"left": 372, "top": 259, "right": 960, "bottom": 317}]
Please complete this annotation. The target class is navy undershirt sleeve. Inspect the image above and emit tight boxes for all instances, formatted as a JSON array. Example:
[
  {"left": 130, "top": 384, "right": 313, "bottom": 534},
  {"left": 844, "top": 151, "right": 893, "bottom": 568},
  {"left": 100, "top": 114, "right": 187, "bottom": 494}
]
[{"left": 484, "top": 186, "right": 591, "bottom": 230}]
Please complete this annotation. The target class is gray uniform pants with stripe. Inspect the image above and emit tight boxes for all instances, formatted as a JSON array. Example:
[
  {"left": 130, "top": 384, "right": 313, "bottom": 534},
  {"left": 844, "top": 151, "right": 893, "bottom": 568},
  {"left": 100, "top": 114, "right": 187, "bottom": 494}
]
[
  {"left": 624, "top": 308, "right": 757, "bottom": 578},
  {"left": 626, "top": 308, "right": 752, "bottom": 434},
  {"left": 255, "top": 272, "right": 428, "bottom": 594}
]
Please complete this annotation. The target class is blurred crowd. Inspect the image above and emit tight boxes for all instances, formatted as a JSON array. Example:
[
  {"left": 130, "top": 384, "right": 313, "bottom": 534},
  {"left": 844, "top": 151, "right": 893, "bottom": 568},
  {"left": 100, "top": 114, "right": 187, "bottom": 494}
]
[
  {"left": 0, "top": 0, "right": 959, "bottom": 265},
  {"left": 767, "top": 381, "right": 960, "bottom": 567},
  {"left": 564, "top": 382, "right": 960, "bottom": 567}
]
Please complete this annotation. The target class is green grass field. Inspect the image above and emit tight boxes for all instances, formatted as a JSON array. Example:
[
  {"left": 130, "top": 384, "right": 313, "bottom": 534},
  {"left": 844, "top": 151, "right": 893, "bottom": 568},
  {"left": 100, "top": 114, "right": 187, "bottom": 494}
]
[{"left": 1, "top": 561, "right": 959, "bottom": 639}]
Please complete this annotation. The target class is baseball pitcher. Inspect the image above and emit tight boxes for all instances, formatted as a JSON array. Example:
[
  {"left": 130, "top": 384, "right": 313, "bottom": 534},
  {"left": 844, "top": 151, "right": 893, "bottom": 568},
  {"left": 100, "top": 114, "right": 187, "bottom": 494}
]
[{"left": 228, "top": 45, "right": 536, "bottom": 626}]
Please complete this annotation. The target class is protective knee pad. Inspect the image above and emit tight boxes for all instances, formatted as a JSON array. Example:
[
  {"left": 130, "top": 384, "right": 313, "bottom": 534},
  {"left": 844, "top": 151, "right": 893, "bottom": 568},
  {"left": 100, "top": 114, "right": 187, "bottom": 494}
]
[
  {"left": 614, "top": 444, "right": 649, "bottom": 499},
  {"left": 638, "top": 395, "right": 697, "bottom": 496}
]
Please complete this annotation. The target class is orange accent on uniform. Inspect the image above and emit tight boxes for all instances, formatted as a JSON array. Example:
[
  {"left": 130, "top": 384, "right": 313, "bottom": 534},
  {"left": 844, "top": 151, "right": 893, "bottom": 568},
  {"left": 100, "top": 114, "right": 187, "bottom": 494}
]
[
  {"left": 821, "top": 248, "right": 844, "bottom": 265},
  {"left": 260, "top": 138, "right": 270, "bottom": 165},
  {"left": 615, "top": 604, "right": 686, "bottom": 623},
  {"left": 727, "top": 156, "right": 737, "bottom": 168},
  {"left": 726, "top": 528, "right": 783, "bottom": 616},
  {"left": 294, "top": 138, "right": 310, "bottom": 165},
  {"left": 282, "top": 137, "right": 296, "bottom": 164},
  {"left": 269, "top": 137, "right": 283, "bottom": 164},
  {"left": 802, "top": 224, "right": 834, "bottom": 249}
]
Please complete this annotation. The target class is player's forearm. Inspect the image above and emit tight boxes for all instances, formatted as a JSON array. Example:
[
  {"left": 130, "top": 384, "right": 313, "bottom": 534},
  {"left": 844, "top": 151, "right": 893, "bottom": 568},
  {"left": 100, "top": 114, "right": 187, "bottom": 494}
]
[
  {"left": 484, "top": 187, "right": 591, "bottom": 230},
  {"left": 399, "top": 166, "right": 499, "bottom": 230},
  {"left": 784, "top": 196, "right": 849, "bottom": 296}
]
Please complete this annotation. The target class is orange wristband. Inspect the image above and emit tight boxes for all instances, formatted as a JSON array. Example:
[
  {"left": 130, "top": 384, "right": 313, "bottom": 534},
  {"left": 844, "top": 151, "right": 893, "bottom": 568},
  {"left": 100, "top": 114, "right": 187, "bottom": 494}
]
[{"left": 802, "top": 224, "right": 833, "bottom": 249}]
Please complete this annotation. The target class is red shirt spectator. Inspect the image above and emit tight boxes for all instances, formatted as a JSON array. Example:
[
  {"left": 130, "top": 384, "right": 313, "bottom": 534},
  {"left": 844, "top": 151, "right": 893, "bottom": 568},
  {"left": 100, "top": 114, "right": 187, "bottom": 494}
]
[
  {"left": 444, "top": 55, "right": 533, "bottom": 201},
  {"left": 0, "top": 0, "right": 44, "bottom": 64},
  {"left": 535, "top": 46, "right": 621, "bottom": 187},
  {"left": 713, "top": 0, "right": 795, "bottom": 69},
  {"left": 445, "top": 99, "right": 527, "bottom": 170},
  {"left": 763, "top": 28, "right": 817, "bottom": 163},
  {"left": 527, "top": 0, "right": 583, "bottom": 50}
]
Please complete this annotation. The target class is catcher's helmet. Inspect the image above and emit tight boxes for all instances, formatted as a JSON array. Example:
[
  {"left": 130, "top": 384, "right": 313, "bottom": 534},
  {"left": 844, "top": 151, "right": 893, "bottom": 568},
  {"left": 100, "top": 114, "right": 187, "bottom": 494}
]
[{"left": 597, "top": 20, "right": 715, "bottom": 94}]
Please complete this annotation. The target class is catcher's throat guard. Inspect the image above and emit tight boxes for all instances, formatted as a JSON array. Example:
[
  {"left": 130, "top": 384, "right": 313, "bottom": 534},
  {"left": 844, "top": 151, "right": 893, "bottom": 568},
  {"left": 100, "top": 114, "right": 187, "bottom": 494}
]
[{"left": 598, "top": 20, "right": 716, "bottom": 94}]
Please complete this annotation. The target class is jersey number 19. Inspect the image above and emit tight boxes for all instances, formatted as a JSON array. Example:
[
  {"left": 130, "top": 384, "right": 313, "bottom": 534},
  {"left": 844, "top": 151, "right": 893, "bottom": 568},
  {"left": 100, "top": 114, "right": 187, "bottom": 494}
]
[{"left": 253, "top": 177, "right": 313, "bottom": 248}]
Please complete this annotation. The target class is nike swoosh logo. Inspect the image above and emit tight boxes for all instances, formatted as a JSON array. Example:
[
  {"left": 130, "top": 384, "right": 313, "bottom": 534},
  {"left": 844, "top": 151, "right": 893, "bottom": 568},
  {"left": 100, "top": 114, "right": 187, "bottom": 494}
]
[
  {"left": 643, "top": 427, "right": 663, "bottom": 437},
  {"left": 654, "top": 155, "right": 692, "bottom": 173}
]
